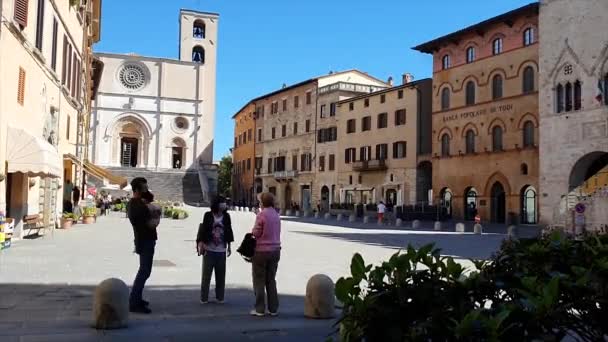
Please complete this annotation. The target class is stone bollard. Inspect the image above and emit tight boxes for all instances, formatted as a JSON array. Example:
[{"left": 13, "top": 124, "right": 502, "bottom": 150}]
[
  {"left": 412, "top": 220, "right": 421, "bottom": 229},
  {"left": 93, "top": 278, "right": 129, "bottom": 330},
  {"left": 336, "top": 213, "right": 343, "bottom": 221},
  {"left": 508, "top": 225, "right": 518, "bottom": 239},
  {"left": 304, "top": 210, "right": 312, "bottom": 218},
  {"left": 434, "top": 221, "right": 442, "bottom": 231},
  {"left": 363, "top": 216, "right": 370, "bottom": 224},
  {"left": 349, "top": 214, "right": 356, "bottom": 222},
  {"left": 304, "top": 274, "right": 335, "bottom": 319},
  {"left": 395, "top": 218, "right": 403, "bottom": 227},
  {"left": 285, "top": 209, "right": 292, "bottom": 217},
  {"left": 295, "top": 210, "right": 300, "bottom": 217},
  {"left": 314, "top": 212, "right": 320, "bottom": 219},
  {"left": 474, "top": 223, "right": 483, "bottom": 234},
  {"left": 324, "top": 213, "right": 331, "bottom": 220},
  {"left": 455, "top": 223, "right": 465, "bottom": 233}
]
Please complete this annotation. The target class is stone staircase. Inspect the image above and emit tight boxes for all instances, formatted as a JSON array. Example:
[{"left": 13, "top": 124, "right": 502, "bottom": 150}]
[{"left": 103, "top": 167, "right": 213, "bottom": 206}]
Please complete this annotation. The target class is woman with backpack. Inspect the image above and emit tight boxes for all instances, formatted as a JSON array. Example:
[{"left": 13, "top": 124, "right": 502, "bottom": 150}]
[
  {"left": 196, "top": 196, "right": 234, "bottom": 304},
  {"left": 249, "top": 192, "right": 282, "bottom": 317}
]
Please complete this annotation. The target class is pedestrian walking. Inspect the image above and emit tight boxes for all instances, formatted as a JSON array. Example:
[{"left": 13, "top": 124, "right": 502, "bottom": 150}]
[
  {"left": 196, "top": 196, "right": 234, "bottom": 304},
  {"left": 250, "top": 192, "right": 282, "bottom": 317},
  {"left": 377, "top": 201, "right": 386, "bottom": 224},
  {"left": 127, "top": 177, "right": 156, "bottom": 314}
]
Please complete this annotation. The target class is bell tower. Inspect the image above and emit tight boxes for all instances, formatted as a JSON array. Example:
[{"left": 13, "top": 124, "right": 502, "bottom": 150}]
[{"left": 179, "top": 9, "right": 218, "bottom": 66}]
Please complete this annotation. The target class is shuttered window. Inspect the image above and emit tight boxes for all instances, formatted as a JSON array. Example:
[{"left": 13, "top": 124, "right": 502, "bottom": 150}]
[
  {"left": 35, "top": 0, "right": 45, "bottom": 50},
  {"left": 71, "top": 52, "right": 77, "bottom": 98},
  {"left": 61, "top": 36, "right": 68, "bottom": 84},
  {"left": 51, "top": 18, "right": 58, "bottom": 71},
  {"left": 17, "top": 67, "right": 26, "bottom": 105},
  {"left": 14, "top": 0, "right": 29, "bottom": 27}
]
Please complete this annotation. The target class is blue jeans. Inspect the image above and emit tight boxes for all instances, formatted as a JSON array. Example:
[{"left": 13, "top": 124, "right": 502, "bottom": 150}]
[{"left": 130, "top": 239, "right": 155, "bottom": 306}]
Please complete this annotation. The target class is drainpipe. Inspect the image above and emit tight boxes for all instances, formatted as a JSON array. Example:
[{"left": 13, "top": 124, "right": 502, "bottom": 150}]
[{"left": 155, "top": 62, "right": 162, "bottom": 170}]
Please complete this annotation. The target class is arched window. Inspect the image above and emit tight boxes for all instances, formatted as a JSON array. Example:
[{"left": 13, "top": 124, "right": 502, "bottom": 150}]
[
  {"left": 466, "top": 47, "right": 475, "bottom": 63},
  {"left": 441, "top": 88, "right": 450, "bottom": 110},
  {"left": 492, "top": 75, "right": 503, "bottom": 99},
  {"left": 193, "top": 20, "right": 205, "bottom": 39},
  {"left": 192, "top": 46, "right": 205, "bottom": 64},
  {"left": 523, "top": 27, "right": 535, "bottom": 46},
  {"left": 574, "top": 80, "right": 582, "bottom": 110},
  {"left": 523, "top": 121, "right": 534, "bottom": 147},
  {"left": 492, "top": 126, "right": 503, "bottom": 152},
  {"left": 556, "top": 84, "right": 564, "bottom": 113},
  {"left": 565, "top": 82, "right": 573, "bottom": 111},
  {"left": 465, "top": 81, "right": 476, "bottom": 105},
  {"left": 465, "top": 129, "right": 475, "bottom": 154},
  {"left": 521, "top": 163, "right": 529, "bottom": 175},
  {"left": 441, "top": 134, "right": 450, "bottom": 157},
  {"left": 442, "top": 55, "right": 451, "bottom": 70},
  {"left": 493, "top": 38, "right": 503, "bottom": 55},
  {"left": 523, "top": 66, "right": 535, "bottom": 93},
  {"left": 521, "top": 186, "right": 537, "bottom": 224}
]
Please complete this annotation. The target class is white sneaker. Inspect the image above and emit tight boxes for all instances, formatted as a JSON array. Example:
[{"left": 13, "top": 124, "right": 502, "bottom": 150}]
[
  {"left": 268, "top": 311, "right": 278, "bottom": 317},
  {"left": 249, "top": 309, "right": 264, "bottom": 317},
  {"left": 216, "top": 300, "right": 225, "bottom": 304},
  {"left": 200, "top": 300, "right": 209, "bottom": 305}
]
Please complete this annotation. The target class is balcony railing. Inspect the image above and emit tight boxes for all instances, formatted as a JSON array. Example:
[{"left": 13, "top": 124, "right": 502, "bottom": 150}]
[
  {"left": 352, "top": 159, "right": 387, "bottom": 172},
  {"left": 273, "top": 170, "right": 298, "bottom": 180}
]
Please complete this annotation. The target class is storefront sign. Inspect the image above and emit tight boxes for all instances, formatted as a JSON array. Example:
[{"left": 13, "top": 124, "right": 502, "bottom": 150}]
[{"left": 442, "top": 103, "right": 514, "bottom": 123}]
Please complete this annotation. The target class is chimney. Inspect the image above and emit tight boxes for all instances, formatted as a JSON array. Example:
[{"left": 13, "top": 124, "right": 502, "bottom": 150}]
[
  {"left": 282, "top": 83, "right": 287, "bottom": 89},
  {"left": 387, "top": 76, "right": 393, "bottom": 86},
  {"left": 402, "top": 73, "right": 414, "bottom": 85}
]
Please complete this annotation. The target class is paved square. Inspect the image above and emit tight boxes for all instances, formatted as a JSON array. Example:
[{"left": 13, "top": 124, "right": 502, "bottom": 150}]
[{"left": 0, "top": 208, "right": 512, "bottom": 341}]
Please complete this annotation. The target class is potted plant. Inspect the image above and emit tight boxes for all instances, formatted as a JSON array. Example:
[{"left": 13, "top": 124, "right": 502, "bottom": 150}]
[
  {"left": 82, "top": 207, "right": 97, "bottom": 224},
  {"left": 61, "top": 212, "right": 78, "bottom": 229}
]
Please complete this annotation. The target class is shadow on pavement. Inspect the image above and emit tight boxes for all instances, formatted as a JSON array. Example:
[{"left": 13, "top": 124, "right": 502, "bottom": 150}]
[
  {"left": 291, "top": 229, "right": 506, "bottom": 260},
  {"left": 0, "top": 284, "right": 337, "bottom": 342}
]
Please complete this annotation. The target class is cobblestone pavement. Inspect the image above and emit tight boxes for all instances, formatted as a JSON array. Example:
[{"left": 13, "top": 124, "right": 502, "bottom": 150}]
[{"left": 0, "top": 208, "right": 517, "bottom": 341}]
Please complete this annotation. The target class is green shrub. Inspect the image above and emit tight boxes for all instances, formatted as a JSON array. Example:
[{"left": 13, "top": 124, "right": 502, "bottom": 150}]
[
  {"left": 334, "top": 231, "right": 608, "bottom": 341},
  {"left": 62, "top": 212, "right": 78, "bottom": 220},
  {"left": 83, "top": 207, "right": 97, "bottom": 217}
]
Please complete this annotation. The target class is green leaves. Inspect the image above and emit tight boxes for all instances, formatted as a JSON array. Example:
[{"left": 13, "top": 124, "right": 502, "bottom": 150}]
[{"left": 334, "top": 231, "right": 608, "bottom": 341}]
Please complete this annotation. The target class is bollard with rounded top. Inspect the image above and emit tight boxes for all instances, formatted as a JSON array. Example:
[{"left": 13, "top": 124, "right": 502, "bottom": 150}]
[
  {"left": 304, "top": 274, "right": 335, "bottom": 319},
  {"left": 395, "top": 218, "right": 403, "bottom": 227},
  {"left": 434, "top": 221, "right": 442, "bottom": 231},
  {"left": 285, "top": 209, "right": 292, "bottom": 217},
  {"left": 412, "top": 220, "right": 421, "bottom": 229},
  {"left": 363, "top": 216, "right": 370, "bottom": 224},
  {"left": 349, "top": 214, "right": 356, "bottom": 222},
  {"left": 314, "top": 212, "right": 320, "bottom": 219},
  {"left": 455, "top": 223, "right": 466, "bottom": 233},
  {"left": 93, "top": 278, "right": 129, "bottom": 330},
  {"left": 324, "top": 213, "right": 331, "bottom": 220},
  {"left": 508, "top": 225, "right": 518, "bottom": 239},
  {"left": 336, "top": 213, "right": 343, "bottom": 221},
  {"left": 474, "top": 223, "right": 483, "bottom": 234}
]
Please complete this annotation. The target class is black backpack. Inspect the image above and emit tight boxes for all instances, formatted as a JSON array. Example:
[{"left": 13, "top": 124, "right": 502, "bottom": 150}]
[{"left": 236, "top": 233, "right": 256, "bottom": 262}]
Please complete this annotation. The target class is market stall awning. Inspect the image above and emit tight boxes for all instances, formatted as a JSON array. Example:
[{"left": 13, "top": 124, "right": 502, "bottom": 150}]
[
  {"left": 6, "top": 126, "right": 62, "bottom": 178},
  {"left": 63, "top": 153, "right": 82, "bottom": 167},
  {"left": 83, "top": 160, "right": 128, "bottom": 188}
]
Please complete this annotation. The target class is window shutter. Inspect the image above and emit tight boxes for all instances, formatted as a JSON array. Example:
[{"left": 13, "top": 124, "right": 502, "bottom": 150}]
[
  {"left": 392, "top": 143, "right": 397, "bottom": 159},
  {"left": 345, "top": 149, "right": 350, "bottom": 164},
  {"left": 14, "top": 0, "right": 29, "bottom": 27},
  {"left": 17, "top": 67, "right": 26, "bottom": 105},
  {"left": 61, "top": 36, "right": 68, "bottom": 84}
]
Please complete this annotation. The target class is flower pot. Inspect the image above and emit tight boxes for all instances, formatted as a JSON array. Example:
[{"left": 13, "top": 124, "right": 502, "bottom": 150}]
[
  {"left": 83, "top": 215, "right": 95, "bottom": 224},
  {"left": 61, "top": 218, "right": 73, "bottom": 229}
]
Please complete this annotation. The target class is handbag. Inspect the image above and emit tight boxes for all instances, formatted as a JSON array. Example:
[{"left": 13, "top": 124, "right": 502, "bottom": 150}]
[{"left": 236, "top": 233, "right": 256, "bottom": 262}]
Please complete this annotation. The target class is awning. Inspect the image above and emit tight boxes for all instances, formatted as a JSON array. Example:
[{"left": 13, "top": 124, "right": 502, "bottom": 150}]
[
  {"left": 6, "top": 127, "right": 62, "bottom": 178},
  {"left": 83, "top": 160, "right": 128, "bottom": 188}
]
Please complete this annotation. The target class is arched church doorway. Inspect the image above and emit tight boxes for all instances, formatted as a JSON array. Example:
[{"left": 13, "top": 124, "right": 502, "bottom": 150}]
[
  {"left": 171, "top": 137, "right": 186, "bottom": 169},
  {"left": 121, "top": 137, "right": 138, "bottom": 167},
  {"left": 464, "top": 187, "right": 478, "bottom": 221},
  {"left": 321, "top": 186, "right": 330, "bottom": 212}
]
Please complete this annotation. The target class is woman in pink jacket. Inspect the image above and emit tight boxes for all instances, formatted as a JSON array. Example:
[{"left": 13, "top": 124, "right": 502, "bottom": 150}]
[{"left": 250, "top": 192, "right": 282, "bottom": 317}]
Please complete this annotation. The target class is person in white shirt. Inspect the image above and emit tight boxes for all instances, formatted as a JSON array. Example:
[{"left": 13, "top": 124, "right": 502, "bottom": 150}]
[{"left": 377, "top": 201, "right": 386, "bottom": 223}]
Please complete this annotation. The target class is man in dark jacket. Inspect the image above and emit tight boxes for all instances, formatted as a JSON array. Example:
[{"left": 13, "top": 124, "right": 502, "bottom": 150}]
[{"left": 128, "top": 177, "right": 155, "bottom": 314}]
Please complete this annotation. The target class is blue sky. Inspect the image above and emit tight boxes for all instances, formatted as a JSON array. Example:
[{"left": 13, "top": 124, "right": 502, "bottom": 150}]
[{"left": 95, "top": 0, "right": 535, "bottom": 160}]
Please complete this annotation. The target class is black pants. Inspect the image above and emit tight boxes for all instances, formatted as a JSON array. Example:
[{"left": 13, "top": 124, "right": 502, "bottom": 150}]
[
  {"left": 201, "top": 251, "right": 227, "bottom": 301},
  {"left": 252, "top": 250, "right": 281, "bottom": 314},
  {"left": 130, "top": 239, "right": 155, "bottom": 306}
]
